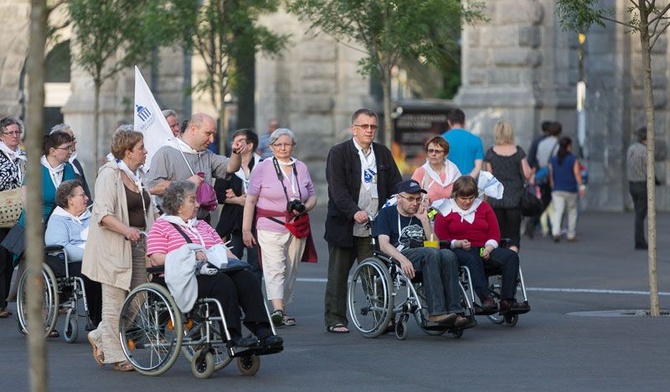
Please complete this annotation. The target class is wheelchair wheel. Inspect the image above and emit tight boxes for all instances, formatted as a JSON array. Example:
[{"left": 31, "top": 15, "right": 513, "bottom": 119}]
[
  {"left": 63, "top": 310, "right": 78, "bottom": 343},
  {"left": 191, "top": 349, "right": 215, "bottom": 379},
  {"left": 16, "top": 264, "right": 59, "bottom": 337},
  {"left": 181, "top": 316, "right": 232, "bottom": 371},
  {"left": 347, "top": 257, "right": 394, "bottom": 338},
  {"left": 237, "top": 354, "right": 260, "bottom": 376},
  {"left": 412, "top": 285, "right": 448, "bottom": 336},
  {"left": 119, "top": 283, "right": 183, "bottom": 376},
  {"left": 395, "top": 316, "right": 409, "bottom": 340},
  {"left": 504, "top": 313, "right": 519, "bottom": 327}
]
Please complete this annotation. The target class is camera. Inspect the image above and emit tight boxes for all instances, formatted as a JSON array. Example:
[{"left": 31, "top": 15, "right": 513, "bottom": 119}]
[{"left": 287, "top": 199, "right": 306, "bottom": 214}]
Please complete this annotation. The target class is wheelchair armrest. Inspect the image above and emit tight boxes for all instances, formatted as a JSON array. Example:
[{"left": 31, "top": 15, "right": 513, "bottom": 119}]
[
  {"left": 44, "top": 245, "right": 64, "bottom": 253},
  {"left": 438, "top": 240, "right": 451, "bottom": 250},
  {"left": 147, "top": 265, "right": 165, "bottom": 274}
]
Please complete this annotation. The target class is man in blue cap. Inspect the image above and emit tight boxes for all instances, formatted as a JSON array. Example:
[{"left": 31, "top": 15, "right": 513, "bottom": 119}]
[{"left": 373, "top": 179, "right": 475, "bottom": 329}]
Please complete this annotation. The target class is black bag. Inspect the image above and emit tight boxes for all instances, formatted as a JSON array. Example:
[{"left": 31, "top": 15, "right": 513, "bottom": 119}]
[
  {"left": 0, "top": 223, "right": 25, "bottom": 257},
  {"left": 520, "top": 184, "right": 542, "bottom": 217}
]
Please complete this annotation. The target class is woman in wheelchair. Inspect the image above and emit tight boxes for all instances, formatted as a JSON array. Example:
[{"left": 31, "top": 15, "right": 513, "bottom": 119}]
[
  {"left": 45, "top": 179, "right": 102, "bottom": 327},
  {"left": 145, "top": 180, "right": 282, "bottom": 351},
  {"left": 373, "top": 179, "right": 475, "bottom": 330},
  {"left": 433, "top": 176, "right": 530, "bottom": 315}
]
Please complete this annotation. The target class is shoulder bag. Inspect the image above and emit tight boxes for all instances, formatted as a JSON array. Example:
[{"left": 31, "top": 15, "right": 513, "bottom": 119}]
[{"left": 0, "top": 187, "right": 23, "bottom": 228}]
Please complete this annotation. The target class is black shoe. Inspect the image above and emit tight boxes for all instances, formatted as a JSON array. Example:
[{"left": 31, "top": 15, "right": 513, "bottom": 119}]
[
  {"left": 454, "top": 315, "right": 477, "bottom": 330},
  {"left": 261, "top": 335, "right": 283, "bottom": 349},
  {"left": 236, "top": 336, "right": 260, "bottom": 348},
  {"left": 635, "top": 243, "right": 648, "bottom": 250},
  {"left": 552, "top": 236, "right": 560, "bottom": 243},
  {"left": 499, "top": 299, "right": 531, "bottom": 315}
]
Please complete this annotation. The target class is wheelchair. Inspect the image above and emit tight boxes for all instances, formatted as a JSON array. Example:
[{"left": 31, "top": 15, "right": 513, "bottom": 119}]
[
  {"left": 118, "top": 268, "right": 282, "bottom": 379},
  {"left": 16, "top": 246, "right": 92, "bottom": 343},
  {"left": 459, "top": 241, "right": 530, "bottom": 327},
  {"left": 347, "top": 239, "right": 476, "bottom": 340}
]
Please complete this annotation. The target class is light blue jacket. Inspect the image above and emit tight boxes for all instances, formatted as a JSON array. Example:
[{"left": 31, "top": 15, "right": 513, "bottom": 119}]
[{"left": 45, "top": 206, "right": 91, "bottom": 262}]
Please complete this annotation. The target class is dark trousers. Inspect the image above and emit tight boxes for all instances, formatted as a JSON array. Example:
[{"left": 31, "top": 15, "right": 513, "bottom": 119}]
[
  {"left": 228, "top": 231, "right": 262, "bottom": 283},
  {"left": 324, "top": 238, "right": 373, "bottom": 327},
  {"left": 402, "top": 248, "right": 462, "bottom": 314},
  {"left": 453, "top": 247, "right": 520, "bottom": 301},
  {"left": 526, "top": 183, "right": 552, "bottom": 234},
  {"left": 629, "top": 181, "right": 648, "bottom": 246},
  {"left": 67, "top": 261, "right": 102, "bottom": 326},
  {"left": 494, "top": 207, "right": 522, "bottom": 248},
  {"left": 0, "top": 228, "right": 14, "bottom": 309},
  {"left": 197, "top": 269, "right": 271, "bottom": 339}
]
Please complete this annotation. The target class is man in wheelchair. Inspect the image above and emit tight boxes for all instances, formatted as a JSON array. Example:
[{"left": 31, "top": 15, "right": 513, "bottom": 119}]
[
  {"left": 373, "top": 180, "right": 475, "bottom": 330},
  {"left": 433, "top": 176, "right": 531, "bottom": 315}
]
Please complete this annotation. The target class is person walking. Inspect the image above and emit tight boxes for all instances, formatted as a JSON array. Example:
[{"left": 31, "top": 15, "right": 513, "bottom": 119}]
[
  {"left": 411, "top": 135, "right": 461, "bottom": 204},
  {"left": 549, "top": 137, "right": 586, "bottom": 242},
  {"left": 441, "top": 108, "right": 484, "bottom": 178},
  {"left": 484, "top": 121, "right": 532, "bottom": 252},
  {"left": 0, "top": 117, "right": 25, "bottom": 318},
  {"left": 626, "top": 127, "right": 650, "bottom": 250},
  {"left": 323, "top": 108, "right": 401, "bottom": 334},
  {"left": 242, "top": 128, "right": 317, "bottom": 327},
  {"left": 83, "top": 128, "right": 155, "bottom": 371}
]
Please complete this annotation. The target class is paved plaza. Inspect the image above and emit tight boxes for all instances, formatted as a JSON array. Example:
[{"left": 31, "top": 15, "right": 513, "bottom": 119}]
[{"left": 1, "top": 207, "right": 669, "bottom": 391}]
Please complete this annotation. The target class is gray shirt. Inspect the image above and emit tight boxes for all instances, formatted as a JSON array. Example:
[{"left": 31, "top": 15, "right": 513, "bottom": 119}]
[
  {"left": 146, "top": 145, "right": 231, "bottom": 213},
  {"left": 626, "top": 142, "right": 647, "bottom": 182},
  {"left": 536, "top": 136, "right": 559, "bottom": 169}
]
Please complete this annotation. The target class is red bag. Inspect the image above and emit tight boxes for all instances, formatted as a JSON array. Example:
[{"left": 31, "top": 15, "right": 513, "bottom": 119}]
[
  {"left": 196, "top": 182, "right": 218, "bottom": 211},
  {"left": 284, "top": 214, "right": 311, "bottom": 238}
]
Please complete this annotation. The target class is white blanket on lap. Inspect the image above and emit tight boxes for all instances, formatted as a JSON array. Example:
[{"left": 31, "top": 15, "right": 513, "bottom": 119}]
[{"left": 165, "top": 243, "right": 204, "bottom": 313}]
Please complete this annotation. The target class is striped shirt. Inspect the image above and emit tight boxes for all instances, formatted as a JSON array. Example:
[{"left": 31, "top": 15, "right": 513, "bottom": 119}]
[
  {"left": 146, "top": 218, "right": 222, "bottom": 256},
  {"left": 626, "top": 142, "right": 647, "bottom": 182}
]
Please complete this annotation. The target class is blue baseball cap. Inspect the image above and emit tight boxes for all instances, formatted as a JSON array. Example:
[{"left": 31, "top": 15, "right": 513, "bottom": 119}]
[{"left": 396, "top": 179, "right": 427, "bottom": 194}]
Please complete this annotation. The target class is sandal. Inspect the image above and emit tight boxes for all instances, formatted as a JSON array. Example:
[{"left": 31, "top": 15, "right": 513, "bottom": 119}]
[
  {"left": 283, "top": 315, "right": 296, "bottom": 327},
  {"left": 88, "top": 334, "right": 105, "bottom": 366},
  {"left": 113, "top": 361, "right": 134, "bottom": 372},
  {"left": 271, "top": 310, "right": 285, "bottom": 326},
  {"left": 326, "top": 323, "right": 349, "bottom": 334},
  {"left": 49, "top": 330, "right": 60, "bottom": 338},
  {"left": 0, "top": 308, "right": 12, "bottom": 318}
]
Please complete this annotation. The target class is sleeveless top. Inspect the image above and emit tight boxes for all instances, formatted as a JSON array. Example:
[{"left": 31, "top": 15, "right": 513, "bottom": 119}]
[{"left": 484, "top": 146, "right": 526, "bottom": 209}]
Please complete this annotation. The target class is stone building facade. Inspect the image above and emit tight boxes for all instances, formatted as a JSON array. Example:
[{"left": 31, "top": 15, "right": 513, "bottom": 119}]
[{"left": 0, "top": 0, "right": 668, "bottom": 210}]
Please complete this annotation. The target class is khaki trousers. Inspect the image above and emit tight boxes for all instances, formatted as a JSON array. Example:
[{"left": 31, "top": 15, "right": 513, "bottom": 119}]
[
  {"left": 257, "top": 229, "right": 305, "bottom": 304},
  {"left": 88, "top": 241, "right": 147, "bottom": 364}
]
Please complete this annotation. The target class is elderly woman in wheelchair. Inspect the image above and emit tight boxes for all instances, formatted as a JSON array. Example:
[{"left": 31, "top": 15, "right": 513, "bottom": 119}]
[
  {"left": 433, "top": 176, "right": 530, "bottom": 322},
  {"left": 146, "top": 180, "right": 282, "bottom": 350},
  {"left": 370, "top": 180, "right": 476, "bottom": 333},
  {"left": 117, "top": 180, "right": 282, "bottom": 377}
]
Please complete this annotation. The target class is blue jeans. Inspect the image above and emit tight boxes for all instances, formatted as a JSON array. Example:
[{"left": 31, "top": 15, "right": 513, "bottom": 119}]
[
  {"left": 453, "top": 247, "right": 520, "bottom": 300},
  {"left": 401, "top": 247, "right": 461, "bottom": 315}
]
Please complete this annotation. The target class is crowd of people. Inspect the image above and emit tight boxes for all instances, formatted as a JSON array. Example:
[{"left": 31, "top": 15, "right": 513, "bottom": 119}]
[{"left": 1, "top": 105, "right": 633, "bottom": 372}]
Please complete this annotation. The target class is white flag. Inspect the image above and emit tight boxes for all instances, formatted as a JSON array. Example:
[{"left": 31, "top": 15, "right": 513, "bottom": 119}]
[{"left": 133, "top": 66, "right": 173, "bottom": 171}]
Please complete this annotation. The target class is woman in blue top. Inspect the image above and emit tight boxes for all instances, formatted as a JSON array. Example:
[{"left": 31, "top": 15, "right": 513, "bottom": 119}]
[
  {"left": 18, "top": 131, "right": 76, "bottom": 226},
  {"left": 549, "top": 137, "right": 585, "bottom": 242}
]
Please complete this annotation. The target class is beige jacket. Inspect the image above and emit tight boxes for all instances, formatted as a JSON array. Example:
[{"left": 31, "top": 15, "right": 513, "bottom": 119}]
[{"left": 82, "top": 161, "right": 155, "bottom": 290}]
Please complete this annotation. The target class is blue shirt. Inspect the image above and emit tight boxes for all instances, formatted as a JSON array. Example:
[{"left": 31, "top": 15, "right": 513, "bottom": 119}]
[
  {"left": 441, "top": 128, "right": 484, "bottom": 175},
  {"left": 550, "top": 153, "right": 578, "bottom": 192}
]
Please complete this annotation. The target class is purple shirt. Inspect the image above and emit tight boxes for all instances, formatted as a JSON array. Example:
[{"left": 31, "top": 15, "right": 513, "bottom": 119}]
[{"left": 247, "top": 158, "right": 315, "bottom": 233}]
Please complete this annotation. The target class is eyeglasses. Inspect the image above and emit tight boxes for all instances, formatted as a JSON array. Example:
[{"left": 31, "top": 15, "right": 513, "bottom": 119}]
[
  {"left": 398, "top": 195, "right": 423, "bottom": 203},
  {"left": 353, "top": 124, "right": 378, "bottom": 131},
  {"left": 272, "top": 143, "right": 293, "bottom": 148},
  {"left": 427, "top": 149, "right": 445, "bottom": 154},
  {"left": 71, "top": 193, "right": 87, "bottom": 198},
  {"left": 56, "top": 145, "right": 74, "bottom": 152},
  {"left": 2, "top": 131, "right": 20, "bottom": 136}
]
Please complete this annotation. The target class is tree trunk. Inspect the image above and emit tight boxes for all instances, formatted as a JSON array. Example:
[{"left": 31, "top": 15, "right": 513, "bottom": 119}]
[
  {"left": 94, "top": 81, "right": 101, "bottom": 172},
  {"left": 381, "top": 71, "right": 393, "bottom": 149},
  {"left": 639, "top": 14, "right": 659, "bottom": 316},
  {"left": 26, "top": 1, "right": 48, "bottom": 391}
]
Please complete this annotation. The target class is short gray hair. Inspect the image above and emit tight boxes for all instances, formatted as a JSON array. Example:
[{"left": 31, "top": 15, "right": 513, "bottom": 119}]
[
  {"left": 162, "top": 180, "right": 197, "bottom": 216},
  {"left": 162, "top": 109, "right": 177, "bottom": 119},
  {"left": 50, "top": 123, "right": 72, "bottom": 135},
  {"left": 269, "top": 128, "right": 297, "bottom": 146}
]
